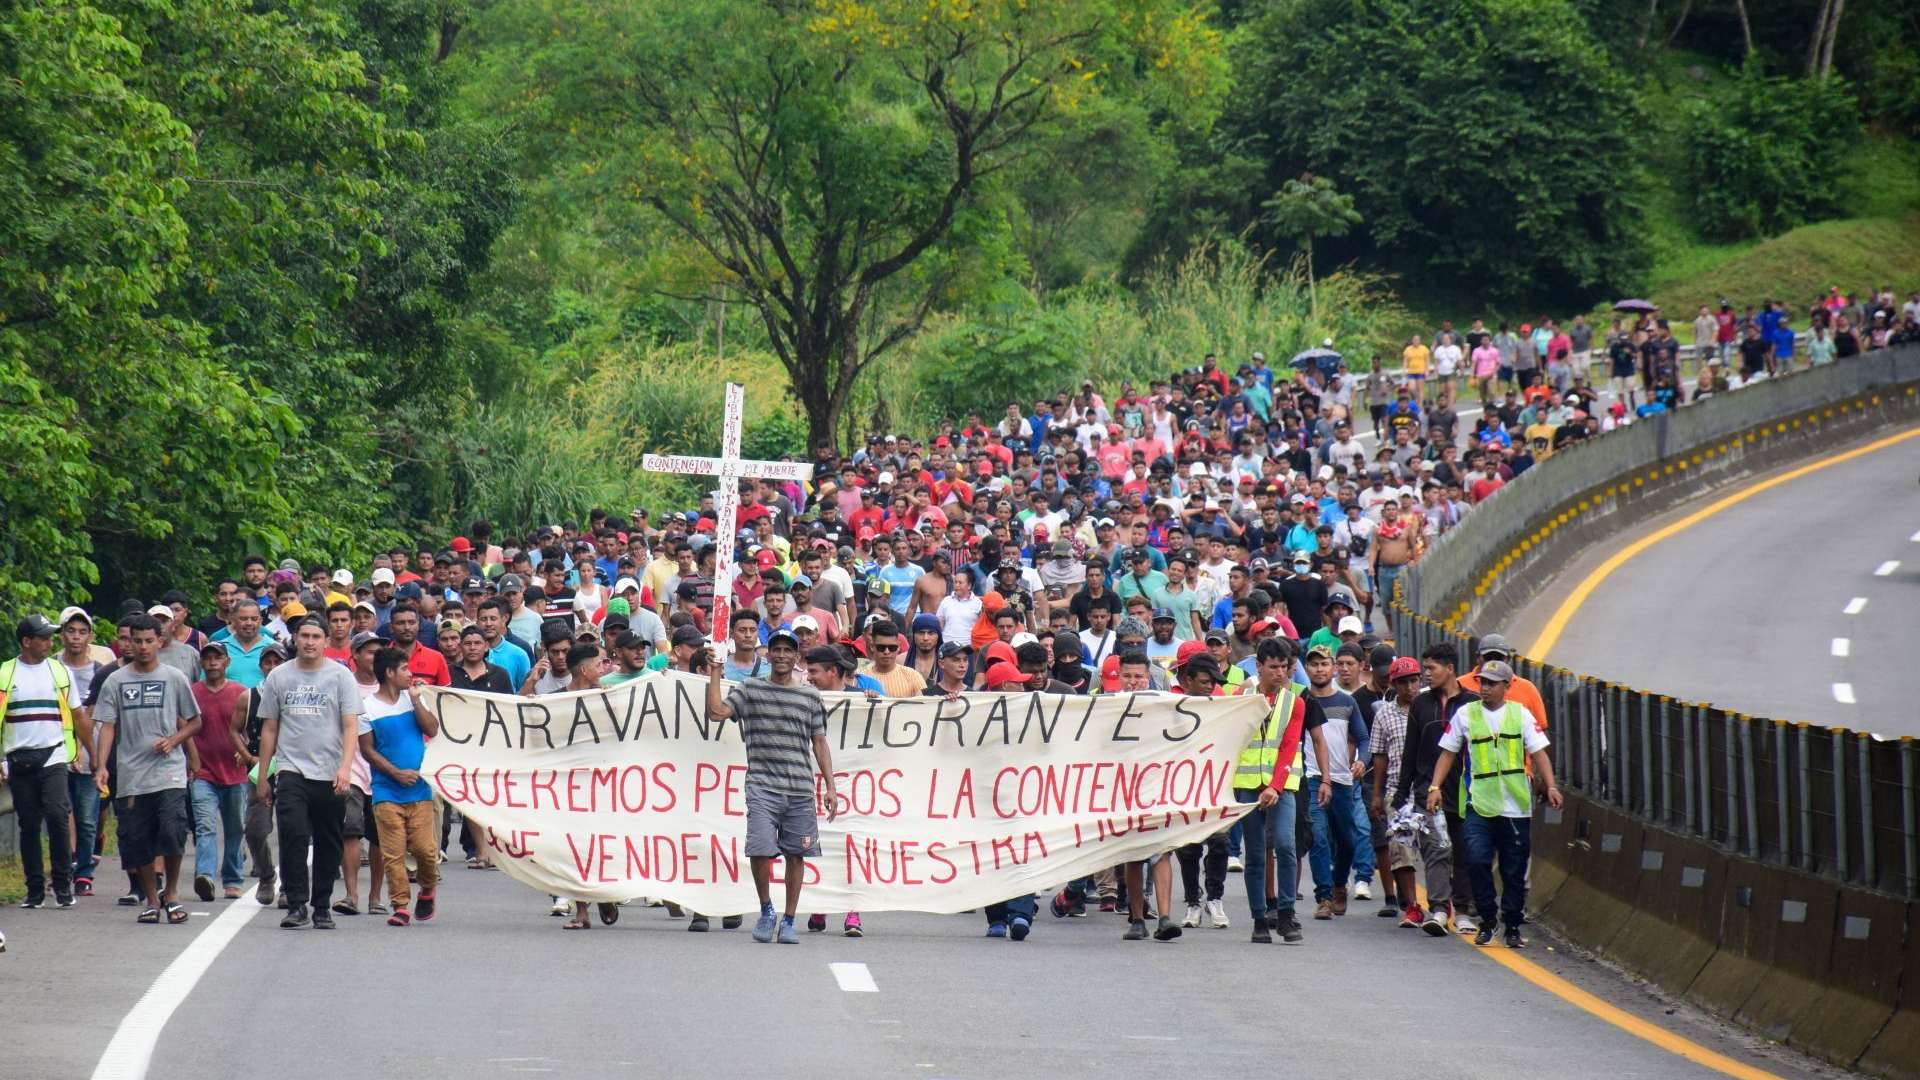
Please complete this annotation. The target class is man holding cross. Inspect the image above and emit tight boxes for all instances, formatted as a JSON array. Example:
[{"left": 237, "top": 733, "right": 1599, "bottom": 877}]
[{"left": 705, "top": 627, "right": 838, "bottom": 945}]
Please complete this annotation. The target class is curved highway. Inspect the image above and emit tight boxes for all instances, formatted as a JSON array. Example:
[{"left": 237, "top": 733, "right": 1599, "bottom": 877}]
[{"left": 1509, "top": 426, "right": 1920, "bottom": 735}]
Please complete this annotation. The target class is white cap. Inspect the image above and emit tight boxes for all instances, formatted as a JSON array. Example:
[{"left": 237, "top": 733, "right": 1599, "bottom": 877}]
[
  {"left": 614, "top": 577, "right": 641, "bottom": 595},
  {"left": 370, "top": 568, "right": 395, "bottom": 586},
  {"left": 353, "top": 600, "right": 376, "bottom": 614},
  {"left": 1251, "top": 351, "right": 1265, "bottom": 361},
  {"left": 331, "top": 569, "right": 354, "bottom": 587},
  {"left": 146, "top": 604, "right": 174, "bottom": 620},
  {"left": 57, "top": 605, "right": 92, "bottom": 628},
  {"left": 1337, "top": 615, "right": 1364, "bottom": 636},
  {"left": 1188, "top": 461, "right": 1208, "bottom": 477},
  {"left": 1009, "top": 631, "right": 1039, "bottom": 648},
  {"left": 1316, "top": 464, "right": 1334, "bottom": 481},
  {"left": 876, "top": 471, "right": 894, "bottom": 485},
  {"left": 791, "top": 614, "right": 820, "bottom": 632}
]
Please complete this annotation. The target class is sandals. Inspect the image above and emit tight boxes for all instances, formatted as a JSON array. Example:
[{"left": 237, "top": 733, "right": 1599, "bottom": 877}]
[
  {"left": 368, "top": 902, "right": 389, "bottom": 915},
  {"left": 597, "top": 902, "right": 619, "bottom": 926},
  {"left": 331, "top": 899, "right": 359, "bottom": 916},
  {"left": 137, "top": 907, "right": 161, "bottom": 924},
  {"left": 165, "top": 902, "right": 189, "bottom": 924},
  {"left": 562, "top": 916, "right": 591, "bottom": 930},
  {"left": 416, "top": 891, "right": 436, "bottom": 922},
  {"left": 466, "top": 856, "right": 484, "bottom": 869},
  {"left": 387, "top": 908, "right": 411, "bottom": 927}
]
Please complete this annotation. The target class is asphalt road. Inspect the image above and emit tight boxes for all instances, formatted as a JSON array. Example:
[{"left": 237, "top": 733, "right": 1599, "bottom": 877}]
[
  {"left": 1507, "top": 426, "right": 1920, "bottom": 735},
  {"left": 6, "top": 839, "right": 1838, "bottom": 1080}
]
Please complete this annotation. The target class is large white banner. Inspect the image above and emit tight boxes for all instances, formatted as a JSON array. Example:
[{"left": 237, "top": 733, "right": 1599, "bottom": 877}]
[{"left": 422, "top": 673, "right": 1264, "bottom": 914}]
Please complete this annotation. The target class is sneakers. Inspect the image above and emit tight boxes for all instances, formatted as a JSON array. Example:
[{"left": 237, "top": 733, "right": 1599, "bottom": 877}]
[
  {"left": 55, "top": 892, "right": 75, "bottom": 909},
  {"left": 807, "top": 913, "right": 827, "bottom": 933},
  {"left": 1276, "top": 914, "right": 1304, "bottom": 944},
  {"left": 280, "top": 904, "right": 310, "bottom": 928},
  {"left": 1050, "top": 889, "right": 1075, "bottom": 918},
  {"left": 777, "top": 916, "right": 799, "bottom": 944},
  {"left": 1181, "top": 903, "right": 1202, "bottom": 928},
  {"left": 1352, "top": 880, "right": 1372, "bottom": 901},
  {"left": 387, "top": 907, "right": 411, "bottom": 927},
  {"left": 1313, "top": 899, "right": 1334, "bottom": 920},
  {"left": 753, "top": 908, "right": 778, "bottom": 943},
  {"left": 986, "top": 922, "right": 1007, "bottom": 938},
  {"left": 1206, "top": 898, "right": 1229, "bottom": 929},
  {"left": 311, "top": 908, "right": 336, "bottom": 930},
  {"left": 1504, "top": 927, "right": 1525, "bottom": 949},
  {"left": 721, "top": 915, "right": 743, "bottom": 930},
  {"left": 1251, "top": 919, "right": 1273, "bottom": 944},
  {"left": 688, "top": 915, "right": 710, "bottom": 932},
  {"left": 1455, "top": 913, "right": 1479, "bottom": 935},
  {"left": 1421, "top": 910, "right": 1450, "bottom": 937},
  {"left": 1124, "top": 919, "right": 1148, "bottom": 941},
  {"left": 1153, "top": 916, "right": 1182, "bottom": 942},
  {"left": 1378, "top": 896, "right": 1400, "bottom": 917},
  {"left": 1228, "top": 855, "right": 1245, "bottom": 872},
  {"left": 1009, "top": 916, "right": 1031, "bottom": 942},
  {"left": 1398, "top": 904, "right": 1424, "bottom": 928},
  {"left": 194, "top": 874, "right": 215, "bottom": 902},
  {"left": 18, "top": 895, "right": 43, "bottom": 910},
  {"left": 74, "top": 878, "right": 94, "bottom": 898},
  {"left": 1097, "top": 898, "right": 1117, "bottom": 913},
  {"left": 1332, "top": 885, "right": 1349, "bottom": 916},
  {"left": 254, "top": 879, "right": 274, "bottom": 905},
  {"left": 118, "top": 891, "right": 140, "bottom": 907},
  {"left": 549, "top": 897, "right": 570, "bottom": 916},
  {"left": 416, "top": 891, "right": 436, "bottom": 922},
  {"left": 843, "top": 913, "right": 863, "bottom": 937},
  {"left": 1474, "top": 925, "right": 1496, "bottom": 946}
]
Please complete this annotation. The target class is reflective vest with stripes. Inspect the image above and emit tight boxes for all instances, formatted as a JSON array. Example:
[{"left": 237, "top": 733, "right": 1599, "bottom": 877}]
[
  {"left": 1460, "top": 700, "right": 1530, "bottom": 817},
  {"left": 1236, "top": 684, "right": 1302, "bottom": 792},
  {"left": 0, "top": 657, "right": 79, "bottom": 762}
]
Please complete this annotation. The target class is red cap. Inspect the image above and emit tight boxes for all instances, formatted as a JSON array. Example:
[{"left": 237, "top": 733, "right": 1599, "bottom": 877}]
[
  {"left": 1388, "top": 656, "right": 1421, "bottom": 680},
  {"left": 1173, "top": 639, "right": 1210, "bottom": 669},
  {"left": 1032, "top": 524, "right": 1049, "bottom": 540},
  {"left": 1247, "top": 618, "right": 1274, "bottom": 636},
  {"left": 756, "top": 549, "right": 778, "bottom": 571},
  {"left": 975, "top": 459, "right": 993, "bottom": 476},
  {"left": 1099, "top": 654, "right": 1122, "bottom": 692},
  {"left": 857, "top": 526, "right": 877, "bottom": 541},
  {"left": 984, "top": 661, "right": 1033, "bottom": 689},
  {"left": 983, "top": 641, "right": 1018, "bottom": 668},
  {"left": 450, "top": 536, "right": 473, "bottom": 553}
]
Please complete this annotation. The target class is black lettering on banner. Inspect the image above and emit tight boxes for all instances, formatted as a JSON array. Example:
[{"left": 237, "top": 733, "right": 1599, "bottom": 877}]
[
  {"left": 518, "top": 702, "right": 555, "bottom": 749},
  {"left": 566, "top": 697, "right": 602, "bottom": 746},
  {"left": 880, "top": 702, "right": 921, "bottom": 748},
  {"left": 1111, "top": 693, "right": 1144, "bottom": 742},
  {"left": 857, "top": 696, "right": 878, "bottom": 750},
  {"left": 975, "top": 694, "right": 1011, "bottom": 747},
  {"left": 637, "top": 680, "right": 668, "bottom": 738},
  {"left": 1072, "top": 695, "right": 1100, "bottom": 741},
  {"left": 824, "top": 697, "right": 855, "bottom": 751},
  {"left": 479, "top": 699, "right": 512, "bottom": 748},
  {"left": 438, "top": 693, "right": 473, "bottom": 744},
  {"left": 928, "top": 695, "right": 968, "bottom": 748},
  {"left": 600, "top": 685, "right": 636, "bottom": 741},
  {"left": 675, "top": 679, "right": 711, "bottom": 740},
  {"left": 1019, "top": 692, "right": 1064, "bottom": 745},
  {"left": 1163, "top": 697, "right": 1204, "bottom": 742}
]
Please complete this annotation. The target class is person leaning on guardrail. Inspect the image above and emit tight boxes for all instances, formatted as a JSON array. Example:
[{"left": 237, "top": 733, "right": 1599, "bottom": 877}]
[{"left": 1423, "top": 660, "right": 1562, "bottom": 949}]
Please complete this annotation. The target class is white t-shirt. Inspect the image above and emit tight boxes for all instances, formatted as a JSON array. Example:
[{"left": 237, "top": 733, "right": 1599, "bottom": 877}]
[
  {"left": 573, "top": 583, "right": 606, "bottom": 621},
  {"left": 2, "top": 659, "right": 80, "bottom": 762},
  {"left": 935, "top": 594, "right": 983, "bottom": 648},
  {"left": 1439, "top": 701, "right": 1551, "bottom": 817},
  {"left": 1432, "top": 343, "right": 1462, "bottom": 376}
]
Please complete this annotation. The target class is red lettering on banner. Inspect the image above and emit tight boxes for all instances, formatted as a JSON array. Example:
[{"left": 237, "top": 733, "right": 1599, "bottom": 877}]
[
  {"left": 844, "top": 836, "right": 928, "bottom": 886},
  {"left": 694, "top": 763, "right": 721, "bottom": 812},
  {"left": 529, "top": 768, "right": 558, "bottom": 810}
]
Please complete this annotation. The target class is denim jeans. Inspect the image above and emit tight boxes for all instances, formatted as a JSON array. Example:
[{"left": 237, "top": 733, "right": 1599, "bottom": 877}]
[
  {"left": 69, "top": 768, "right": 101, "bottom": 882},
  {"left": 984, "top": 894, "right": 1037, "bottom": 926},
  {"left": 1306, "top": 777, "right": 1366, "bottom": 902},
  {"left": 1463, "top": 813, "right": 1531, "bottom": 930},
  {"left": 1347, "top": 782, "right": 1376, "bottom": 884},
  {"left": 1233, "top": 787, "right": 1297, "bottom": 921},
  {"left": 190, "top": 778, "right": 249, "bottom": 888}
]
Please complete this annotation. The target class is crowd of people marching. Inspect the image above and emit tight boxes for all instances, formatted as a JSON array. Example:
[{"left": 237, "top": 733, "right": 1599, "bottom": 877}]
[{"left": 3, "top": 285, "right": 1912, "bottom": 952}]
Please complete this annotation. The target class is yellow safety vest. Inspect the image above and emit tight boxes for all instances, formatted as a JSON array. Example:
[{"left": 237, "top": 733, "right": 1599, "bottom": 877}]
[
  {"left": 1236, "top": 684, "right": 1302, "bottom": 792},
  {"left": 0, "top": 657, "right": 79, "bottom": 763},
  {"left": 1460, "top": 700, "right": 1530, "bottom": 818}
]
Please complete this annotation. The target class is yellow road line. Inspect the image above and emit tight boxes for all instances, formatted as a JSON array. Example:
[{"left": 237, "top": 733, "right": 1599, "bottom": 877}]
[
  {"left": 1412, "top": 885, "right": 1786, "bottom": 1080},
  {"left": 1529, "top": 425, "right": 1920, "bottom": 658}
]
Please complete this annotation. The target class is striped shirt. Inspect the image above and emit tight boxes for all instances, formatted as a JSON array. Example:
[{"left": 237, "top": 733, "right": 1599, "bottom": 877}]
[
  {"left": 3, "top": 660, "right": 80, "bottom": 763},
  {"left": 726, "top": 677, "right": 825, "bottom": 797}
]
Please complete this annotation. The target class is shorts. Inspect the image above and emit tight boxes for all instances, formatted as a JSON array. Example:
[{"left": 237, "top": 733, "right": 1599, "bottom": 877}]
[
  {"left": 1369, "top": 809, "right": 1388, "bottom": 850},
  {"left": 1386, "top": 838, "right": 1418, "bottom": 872},
  {"left": 1611, "top": 357, "right": 1636, "bottom": 378},
  {"left": 343, "top": 789, "right": 369, "bottom": 840},
  {"left": 745, "top": 785, "right": 821, "bottom": 858},
  {"left": 116, "top": 788, "right": 188, "bottom": 865}
]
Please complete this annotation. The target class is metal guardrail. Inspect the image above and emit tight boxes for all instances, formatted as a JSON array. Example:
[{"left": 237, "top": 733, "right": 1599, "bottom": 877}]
[{"left": 1386, "top": 343, "right": 1920, "bottom": 899}]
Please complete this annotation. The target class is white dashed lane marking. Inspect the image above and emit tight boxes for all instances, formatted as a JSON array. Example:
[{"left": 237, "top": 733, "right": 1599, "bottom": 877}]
[
  {"left": 1833, "top": 683, "right": 1857, "bottom": 705},
  {"left": 830, "top": 962, "right": 878, "bottom": 993},
  {"left": 1844, "top": 597, "right": 1868, "bottom": 615},
  {"left": 1831, "top": 638, "right": 1850, "bottom": 658},
  {"left": 1874, "top": 560, "right": 1900, "bottom": 576}
]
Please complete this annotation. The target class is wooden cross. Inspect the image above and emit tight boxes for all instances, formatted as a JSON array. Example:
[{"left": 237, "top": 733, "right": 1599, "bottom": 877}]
[{"left": 641, "top": 382, "right": 813, "bottom": 640}]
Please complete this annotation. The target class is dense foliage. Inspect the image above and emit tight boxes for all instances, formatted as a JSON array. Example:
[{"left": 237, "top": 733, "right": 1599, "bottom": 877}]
[{"left": 1685, "top": 63, "right": 1862, "bottom": 240}]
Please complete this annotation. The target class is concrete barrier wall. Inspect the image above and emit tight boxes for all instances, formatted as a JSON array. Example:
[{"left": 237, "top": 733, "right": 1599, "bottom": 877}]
[{"left": 1386, "top": 343, "right": 1920, "bottom": 1077}]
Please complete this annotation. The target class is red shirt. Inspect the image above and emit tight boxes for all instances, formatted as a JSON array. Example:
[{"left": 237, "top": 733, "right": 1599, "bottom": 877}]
[
  {"left": 190, "top": 681, "right": 250, "bottom": 786},
  {"left": 402, "top": 643, "right": 451, "bottom": 687}
]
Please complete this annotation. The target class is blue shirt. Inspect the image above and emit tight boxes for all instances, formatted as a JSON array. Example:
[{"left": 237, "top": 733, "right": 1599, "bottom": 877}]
[
  {"left": 1771, "top": 326, "right": 1796, "bottom": 359},
  {"left": 488, "top": 639, "right": 530, "bottom": 689},
  {"left": 220, "top": 636, "right": 274, "bottom": 689},
  {"left": 880, "top": 564, "right": 921, "bottom": 617},
  {"left": 1028, "top": 413, "right": 1052, "bottom": 454},
  {"left": 359, "top": 694, "right": 432, "bottom": 803}
]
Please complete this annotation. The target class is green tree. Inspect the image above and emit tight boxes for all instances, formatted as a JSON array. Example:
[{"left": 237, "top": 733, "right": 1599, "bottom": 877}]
[
  {"left": 1232, "top": 0, "right": 1650, "bottom": 304},
  {"left": 1683, "top": 63, "right": 1862, "bottom": 240},
  {"left": 483, "top": 0, "right": 1228, "bottom": 452},
  {"left": 1260, "top": 173, "right": 1361, "bottom": 313}
]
